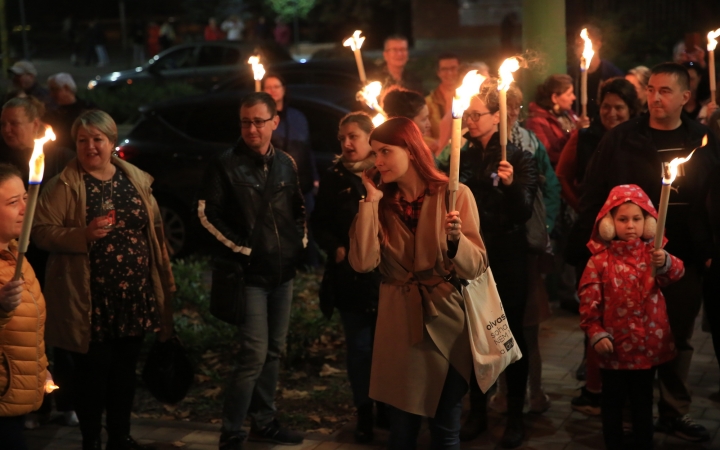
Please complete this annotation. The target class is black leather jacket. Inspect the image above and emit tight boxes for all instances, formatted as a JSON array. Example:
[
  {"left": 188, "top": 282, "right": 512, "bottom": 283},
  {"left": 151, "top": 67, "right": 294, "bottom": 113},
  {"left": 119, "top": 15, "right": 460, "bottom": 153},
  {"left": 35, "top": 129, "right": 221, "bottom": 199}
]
[
  {"left": 198, "top": 139, "right": 305, "bottom": 288},
  {"left": 459, "top": 132, "right": 538, "bottom": 250}
]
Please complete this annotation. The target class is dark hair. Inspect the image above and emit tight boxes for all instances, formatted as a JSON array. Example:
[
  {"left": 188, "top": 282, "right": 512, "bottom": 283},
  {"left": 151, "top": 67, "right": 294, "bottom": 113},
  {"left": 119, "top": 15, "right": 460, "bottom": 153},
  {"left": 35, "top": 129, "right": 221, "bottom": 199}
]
[
  {"left": 437, "top": 52, "right": 459, "bottom": 68},
  {"left": 240, "top": 92, "right": 277, "bottom": 117},
  {"left": 262, "top": 73, "right": 286, "bottom": 88},
  {"left": 598, "top": 77, "right": 640, "bottom": 117},
  {"left": 535, "top": 74, "right": 574, "bottom": 110},
  {"left": 506, "top": 83, "right": 523, "bottom": 109},
  {"left": 382, "top": 87, "right": 427, "bottom": 119},
  {"left": 369, "top": 117, "right": 448, "bottom": 245},
  {"left": 339, "top": 111, "right": 374, "bottom": 134},
  {"left": 477, "top": 78, "right": 500, "bottom": 114},
  {"left": 384, "top": 34, "right": 408, "bottom": 48},
  {"left": 3, "top": 96, "right": 44, "bottom": 121},
  {"left": 709, "top": 107, "right": 720, "bottom": 142},
  {"left": 610, "top": 202, "right": 649, "bottom": 218},
  {"left": 0, "top": 163, "right": 22, "bottom": 185},
  {"left": 650, "top": 62, "right": 690, "bottom": 92}
]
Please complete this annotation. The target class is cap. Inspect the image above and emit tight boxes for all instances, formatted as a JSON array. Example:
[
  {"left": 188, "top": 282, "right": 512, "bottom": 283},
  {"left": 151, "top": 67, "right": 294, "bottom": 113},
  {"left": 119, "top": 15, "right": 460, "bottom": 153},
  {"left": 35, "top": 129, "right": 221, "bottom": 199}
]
[{"left": 9, "top": 61, "right": 37, "bottom": 76}]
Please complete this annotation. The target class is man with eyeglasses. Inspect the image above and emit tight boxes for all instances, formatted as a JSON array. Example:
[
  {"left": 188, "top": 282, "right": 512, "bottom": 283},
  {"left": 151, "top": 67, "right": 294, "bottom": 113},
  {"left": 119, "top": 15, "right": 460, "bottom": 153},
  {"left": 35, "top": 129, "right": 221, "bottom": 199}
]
[
  {"left": 198, "top": 92, "right": 306, "bottom": 450},
  {"left": 374, "top": 35, "right": 425, "bottom": 97},
  {"left": 426, "top": 53, "right": 460, "bottom": 142}
]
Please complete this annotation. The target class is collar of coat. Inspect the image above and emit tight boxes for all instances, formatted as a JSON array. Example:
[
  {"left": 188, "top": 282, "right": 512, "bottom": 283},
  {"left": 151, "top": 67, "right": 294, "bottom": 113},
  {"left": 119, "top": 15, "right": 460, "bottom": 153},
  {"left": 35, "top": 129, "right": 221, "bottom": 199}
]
[
  {"left": 233, "top": 138, "right": 276, "bottom": 165},
  {"left": 58, "top": 156, "right": 152, "bottom": 192}
]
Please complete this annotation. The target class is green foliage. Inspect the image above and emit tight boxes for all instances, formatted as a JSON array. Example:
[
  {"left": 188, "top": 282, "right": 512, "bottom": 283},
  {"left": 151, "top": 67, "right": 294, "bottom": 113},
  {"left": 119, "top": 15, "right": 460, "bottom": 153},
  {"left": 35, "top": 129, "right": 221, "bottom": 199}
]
[
  {"left": 81, "top": 82, "right": 202, "bottom": 125},
  {"left": 268, "top": 0, "right": 317, "bottom": 22}
]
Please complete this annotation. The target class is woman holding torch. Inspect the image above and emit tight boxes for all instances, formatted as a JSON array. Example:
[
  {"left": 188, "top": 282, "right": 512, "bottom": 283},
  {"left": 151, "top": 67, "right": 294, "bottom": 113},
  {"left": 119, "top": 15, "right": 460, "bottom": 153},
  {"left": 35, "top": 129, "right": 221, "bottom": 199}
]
[
  {"left": 349, "top": 117, "right": 488, "bottom": 448},
  {"left": 456, "top": 79, "right": 538, "bottom": 448},
  {"left": 32, "top": 110, "right": 175, "bottom": 450}
]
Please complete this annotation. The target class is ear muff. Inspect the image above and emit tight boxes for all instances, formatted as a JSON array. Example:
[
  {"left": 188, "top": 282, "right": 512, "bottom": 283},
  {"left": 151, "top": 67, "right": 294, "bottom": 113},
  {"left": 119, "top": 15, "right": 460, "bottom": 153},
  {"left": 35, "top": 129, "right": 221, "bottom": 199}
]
[
  {"left": 598, "top": 213, "right": 615, "bottom": 241},
  {"left": 643, "top": 216, "right": 657, "bottom": 240}
]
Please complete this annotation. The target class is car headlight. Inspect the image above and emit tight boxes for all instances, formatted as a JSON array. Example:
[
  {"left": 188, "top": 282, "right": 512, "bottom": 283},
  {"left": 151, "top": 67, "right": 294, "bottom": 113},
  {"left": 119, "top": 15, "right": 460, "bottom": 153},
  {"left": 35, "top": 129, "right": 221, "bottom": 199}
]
[{"left": 88, "top": 80, "right": 97, "bottom": 90}]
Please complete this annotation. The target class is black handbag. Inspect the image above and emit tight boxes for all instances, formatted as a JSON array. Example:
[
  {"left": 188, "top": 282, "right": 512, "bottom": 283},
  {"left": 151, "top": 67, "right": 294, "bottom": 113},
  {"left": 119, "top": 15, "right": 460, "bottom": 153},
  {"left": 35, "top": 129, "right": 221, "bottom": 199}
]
[
  {"left": 209, "top": 164, "right": 277, "bottom": 326},
  {"left": 141, "top": 336, "right": 194, "bottom": 404}
]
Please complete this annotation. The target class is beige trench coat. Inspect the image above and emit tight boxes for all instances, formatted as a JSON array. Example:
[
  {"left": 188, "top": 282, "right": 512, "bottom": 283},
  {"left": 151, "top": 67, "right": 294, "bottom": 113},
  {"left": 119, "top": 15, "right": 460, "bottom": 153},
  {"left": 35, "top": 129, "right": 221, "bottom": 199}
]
[{"left": 349, "top": 183, "right": 487, "bottom": 417}]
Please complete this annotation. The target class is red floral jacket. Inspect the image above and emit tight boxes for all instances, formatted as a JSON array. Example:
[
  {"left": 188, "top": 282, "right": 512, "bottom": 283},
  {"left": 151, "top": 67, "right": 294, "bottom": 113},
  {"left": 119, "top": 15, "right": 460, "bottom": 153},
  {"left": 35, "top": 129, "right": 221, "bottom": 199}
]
[
  {"left": 579, "top": 184, "right": 684, "bottom": 370},
  {"left": 524, "top": 102, "right": 577, "bottom": 166}
]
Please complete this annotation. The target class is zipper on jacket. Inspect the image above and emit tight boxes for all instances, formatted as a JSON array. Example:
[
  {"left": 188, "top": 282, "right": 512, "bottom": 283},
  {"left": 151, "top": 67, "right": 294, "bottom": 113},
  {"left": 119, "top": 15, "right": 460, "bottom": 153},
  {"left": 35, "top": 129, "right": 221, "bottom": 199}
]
[{"left": 264, "top": 161, "right": 282, "bottom": 286}]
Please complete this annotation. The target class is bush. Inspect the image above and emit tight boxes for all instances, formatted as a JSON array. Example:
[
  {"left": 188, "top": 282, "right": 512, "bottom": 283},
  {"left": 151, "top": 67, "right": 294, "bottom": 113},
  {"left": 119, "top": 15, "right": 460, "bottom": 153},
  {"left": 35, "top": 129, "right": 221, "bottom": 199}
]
[{"left": 81, "top": 82, "right": 202, "bottom": 125}]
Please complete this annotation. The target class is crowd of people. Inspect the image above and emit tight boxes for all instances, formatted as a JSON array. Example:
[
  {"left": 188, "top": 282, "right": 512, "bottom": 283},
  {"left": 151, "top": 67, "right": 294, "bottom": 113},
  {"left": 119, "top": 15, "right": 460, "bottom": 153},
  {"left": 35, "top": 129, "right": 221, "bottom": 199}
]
[{"left": 1, "top": 21, "right": 720, "bottom": 450}]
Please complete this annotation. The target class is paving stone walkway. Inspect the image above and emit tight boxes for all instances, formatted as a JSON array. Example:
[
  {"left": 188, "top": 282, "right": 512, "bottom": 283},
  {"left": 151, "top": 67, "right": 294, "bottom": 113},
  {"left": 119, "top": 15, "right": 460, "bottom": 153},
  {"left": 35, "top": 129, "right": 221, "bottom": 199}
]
[{"left": 25, "top": 307, "right": 720, "bottom": 449}]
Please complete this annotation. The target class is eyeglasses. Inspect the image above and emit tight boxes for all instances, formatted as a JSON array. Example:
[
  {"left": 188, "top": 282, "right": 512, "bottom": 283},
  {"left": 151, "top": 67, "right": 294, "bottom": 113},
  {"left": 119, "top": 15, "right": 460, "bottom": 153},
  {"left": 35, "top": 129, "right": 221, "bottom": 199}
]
[
  {"left": 240, "top": 117, "right": 274, "bottom": 129},
  {"left": 463, "top": 111, "right": 492, "bottom": 122}
]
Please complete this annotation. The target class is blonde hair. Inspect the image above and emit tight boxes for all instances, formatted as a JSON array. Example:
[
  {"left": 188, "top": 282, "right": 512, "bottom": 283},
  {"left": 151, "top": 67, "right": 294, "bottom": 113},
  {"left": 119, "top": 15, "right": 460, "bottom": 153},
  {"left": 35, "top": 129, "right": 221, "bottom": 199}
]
[
  {"left": 71, "top": 110, "right": 118, "bottom": 144},
  {"left": 3, "top": 96, "right": 44, "bottom": 121}
]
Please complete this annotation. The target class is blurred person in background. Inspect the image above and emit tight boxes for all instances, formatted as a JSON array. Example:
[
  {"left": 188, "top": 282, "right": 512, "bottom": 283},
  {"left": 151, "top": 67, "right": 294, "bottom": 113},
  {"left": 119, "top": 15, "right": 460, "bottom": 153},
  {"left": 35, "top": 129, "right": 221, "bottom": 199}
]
[
  {"left": 382, "top": 86, "right": 437, "bottom": 153},
  {"left": 204, "top": 18, "right": 223, "bottom": 41},
  {"left": 626, "top": 65, "right": 650, "bottom": 113},
  {"left": 222, "top": 15, "right": 245, "bottom": 41},
  {"left": 45, "top": 73, "right": 97, "bottom": 151},
  {"left": 6, "top": 61, "right": 53, "bottom": 109},
  {"left": 426, "top": 53, "right": 460, "bottom": 142}
]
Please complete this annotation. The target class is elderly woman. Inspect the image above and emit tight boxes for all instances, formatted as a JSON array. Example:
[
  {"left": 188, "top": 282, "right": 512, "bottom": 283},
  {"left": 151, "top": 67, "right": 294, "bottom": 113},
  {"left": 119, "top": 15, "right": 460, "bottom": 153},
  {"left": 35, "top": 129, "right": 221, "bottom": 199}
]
[{"left": 32, "top": 110, "right": 175, "bottom": 450}]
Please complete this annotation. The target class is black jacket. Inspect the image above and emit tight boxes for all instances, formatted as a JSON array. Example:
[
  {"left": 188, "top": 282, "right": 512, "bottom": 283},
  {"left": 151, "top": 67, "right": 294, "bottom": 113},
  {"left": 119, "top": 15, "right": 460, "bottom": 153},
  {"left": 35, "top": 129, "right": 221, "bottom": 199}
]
[
  {"left": 459, "top": 132, "right": 538, "bottom": 253},
  {"left": 575, "top": 120, "right": 606, "bottom": 187},
  {"left": 312, "top": 161, "right": 380, "bottom": 315},
  {"left": 198, "top": 140, "right": 305, "bottom": 288},
  {"left": 569, "top": 114, "right": 720, "bottom": 267}
]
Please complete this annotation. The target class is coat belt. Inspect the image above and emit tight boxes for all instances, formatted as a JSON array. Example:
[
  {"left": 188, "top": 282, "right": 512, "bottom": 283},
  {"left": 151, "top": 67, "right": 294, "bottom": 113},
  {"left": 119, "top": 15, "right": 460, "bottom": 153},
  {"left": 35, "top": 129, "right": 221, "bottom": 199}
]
[{"left": 384, "top": 275, "right": 448, "bottom": 346}]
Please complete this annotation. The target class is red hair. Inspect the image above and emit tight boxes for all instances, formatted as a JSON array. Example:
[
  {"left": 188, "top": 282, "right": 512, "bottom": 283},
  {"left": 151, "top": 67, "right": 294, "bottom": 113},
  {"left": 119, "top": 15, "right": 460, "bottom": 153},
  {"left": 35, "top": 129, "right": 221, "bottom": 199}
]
[{"left": 369, "top": 117, "right": 448, "bottom": 243}]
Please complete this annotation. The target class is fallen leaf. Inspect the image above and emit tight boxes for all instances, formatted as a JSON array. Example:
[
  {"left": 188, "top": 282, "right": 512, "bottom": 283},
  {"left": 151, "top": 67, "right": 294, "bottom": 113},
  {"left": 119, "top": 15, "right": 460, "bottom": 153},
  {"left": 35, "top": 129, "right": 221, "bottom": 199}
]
[
  {"left": 163, "top": 404, "right": 177, "bottom": 413},
  {"left": 195, "top": 374, "right": 211, "bottom": 383},
  {"left": 313, "top": 386, "right": 328, "bottom": 391},
  {"left": 177, "top": 410, "right": 191, "bottom": 419},
  {"left": 323, "top": 416, "right": 338, "bottom": 423},
  {"left": 160, "top": 415, "right": 175, "bottom": 420},
  {"left": 182, "top": 397, "right": 197, "bottom": 404},
  {"left": 202, "top": 351, "right": 220, "bottom": 359},
  {"left": 289, "top": 371, "right": 307, "bottom": 380},
  {"left": 319, "top": 364, "right": 346, "bottom": 377},
  {"left": 171, "top": 441, "right": 186, "bottom": 447},
  {"left": 308, "top": 414, "right": 321, "bottom": 423},
  {"left": 210, "top": 418, "right": 221, "bottom": 424},
  {"left": 281, "top": 388, "right": 310, "bottom": 400},
  {"left": 202, "top": 387, "right": 222, "bottom": 399},
  {"left": 130, "top": 413, "right": 139, "bottom": 419},
  {"left": 306, "top": 428, "right": 333, "bottom": 435},
  {"left": 324, "top": 353, "right": 337, "bottom": 361}
]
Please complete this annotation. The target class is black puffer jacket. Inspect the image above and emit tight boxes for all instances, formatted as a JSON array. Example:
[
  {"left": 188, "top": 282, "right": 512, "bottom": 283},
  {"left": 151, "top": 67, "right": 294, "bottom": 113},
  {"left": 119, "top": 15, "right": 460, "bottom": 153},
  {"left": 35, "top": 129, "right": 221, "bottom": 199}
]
[
  {"left": 312, "top": 161, "right": 380, "bottom": 316},
  {"left": 198, "top": 140, "right": 305, "bottom": 288},
  {"left": 459, "top": 132, "right": 538, "bottom": 248},
  {"left": 569, "top": 114, "right": 720, "bottom": 267}
]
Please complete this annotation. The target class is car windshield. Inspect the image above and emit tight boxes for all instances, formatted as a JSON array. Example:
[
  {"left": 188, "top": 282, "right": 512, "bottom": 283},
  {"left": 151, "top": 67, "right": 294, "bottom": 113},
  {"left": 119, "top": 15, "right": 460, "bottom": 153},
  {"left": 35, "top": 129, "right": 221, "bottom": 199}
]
[{"left": 151, "top": 47, "right": 196, "bottom": 70}]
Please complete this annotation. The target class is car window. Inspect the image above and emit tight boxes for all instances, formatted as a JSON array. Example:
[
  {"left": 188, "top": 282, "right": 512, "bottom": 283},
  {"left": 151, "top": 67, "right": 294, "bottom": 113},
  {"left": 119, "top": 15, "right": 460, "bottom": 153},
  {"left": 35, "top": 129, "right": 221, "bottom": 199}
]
[
  {"left": 196, "top": 46, "right": 242, "bottom": 67},
  {"left": 154, "top": 47, "right": 196, "bottom": 70},
  {"left": 183, "top": 103, "right": 240, "bottom": 144}
]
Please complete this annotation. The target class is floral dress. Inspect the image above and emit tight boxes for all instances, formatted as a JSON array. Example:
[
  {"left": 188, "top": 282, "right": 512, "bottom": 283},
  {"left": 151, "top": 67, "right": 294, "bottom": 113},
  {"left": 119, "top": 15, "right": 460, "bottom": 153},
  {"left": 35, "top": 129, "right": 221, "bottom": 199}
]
[{"left": 84, "top": 169, "right": 160, "bottom": 341}]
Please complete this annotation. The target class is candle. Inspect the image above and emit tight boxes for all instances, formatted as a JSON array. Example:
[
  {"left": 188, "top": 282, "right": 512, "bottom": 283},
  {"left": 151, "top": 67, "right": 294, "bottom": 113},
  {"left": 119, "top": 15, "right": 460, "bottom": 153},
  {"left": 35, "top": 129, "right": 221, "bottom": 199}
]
[
  {"left": 449, "top": 70, "right": 485, "bottom": 210},
  {"left": 498, "top": 57, "right": 520, "bottom": 161},
  {"left": 14, "top": 126, "right": 55, "bottom": 281},
  {"left": 343, "top": 30, "right": 367, "bottom": 84},
  {"left": 579, "top": 28, "right": 595, "bottom": 121},
  {"left": 248, "top": 56, "right": 265, "bottom": 92},
  {"left": 651, "top": 134, "right": 707, "bottom": 276},
  {"left": 707, "top": 29, "right": 720, "bottom": 102}
]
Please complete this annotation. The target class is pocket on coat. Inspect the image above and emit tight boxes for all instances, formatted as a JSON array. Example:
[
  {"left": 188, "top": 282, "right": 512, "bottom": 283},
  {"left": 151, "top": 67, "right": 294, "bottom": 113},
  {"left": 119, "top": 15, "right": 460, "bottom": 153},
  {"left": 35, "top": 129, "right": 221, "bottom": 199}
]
[{"left": 0, "top": 348, "right": 11, "bottom": 398}]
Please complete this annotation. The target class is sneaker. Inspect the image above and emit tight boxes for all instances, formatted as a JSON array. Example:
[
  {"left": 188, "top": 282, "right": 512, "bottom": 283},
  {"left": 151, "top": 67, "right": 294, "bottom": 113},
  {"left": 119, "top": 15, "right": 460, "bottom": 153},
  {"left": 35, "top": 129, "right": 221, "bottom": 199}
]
[
  {"left": 529, "top": 393, "right": 551, "bottom": 414},
  {"left": 219, "top": 432, "right": 244, "bottom": 450},
  {"left": 63, "top": 410, "right": 79, "bottom": 427},
  {"left": 655, "top": 414, "right": 710, "bottom": 442},
  {"left": 249, "top": 419, "right": 303, "bottom": 445},
  {"left": 575, "top": 360, "right": 586, "bottom": 381},
  {"left": 459, "top": 408, "right": 487, "bottom": 442},
  {"left": 489, "top": 391, "right": 508, "bottom": 413},
  {"left": 106, "top": 436, "right": 154, "bottom": 450},
  {"left": 500, "top": 416, "right": 524, "bottom": 449},
  {"left": 570, "top": 387, "right": 601, "bottom": 416}
]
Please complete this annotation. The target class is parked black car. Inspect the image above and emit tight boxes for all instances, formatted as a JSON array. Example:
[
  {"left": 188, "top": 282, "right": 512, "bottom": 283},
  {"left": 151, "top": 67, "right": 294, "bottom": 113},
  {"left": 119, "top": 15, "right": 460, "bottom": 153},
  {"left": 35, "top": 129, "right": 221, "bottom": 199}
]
[
  {"left": 88, "top": 40, "right": 292, "bottom": 91},
  {"left": 117, "top": 86, "right": 354, "bottom": 256}
]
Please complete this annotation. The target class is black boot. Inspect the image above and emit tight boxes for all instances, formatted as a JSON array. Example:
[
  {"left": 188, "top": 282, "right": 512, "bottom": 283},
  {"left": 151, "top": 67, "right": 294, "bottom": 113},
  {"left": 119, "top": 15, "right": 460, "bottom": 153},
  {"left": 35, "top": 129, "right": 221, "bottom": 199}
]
[
  {"left": 500, "top": 410, "right": 525, "bottom": 448},
  {"left": 106, "top": 435, "right": 154, "bottom": 450},
  {"left": 354, "top": 403, "right": 374, "bottom": 443},
  {"left": 459, "top": 388, "right": 487, "bottom": 442},
  {"left": 375, "top": 401, "right": 390, "bottom": 429},
  {"left": 82, "top": 437, "right": 101, "bottom": 450}
]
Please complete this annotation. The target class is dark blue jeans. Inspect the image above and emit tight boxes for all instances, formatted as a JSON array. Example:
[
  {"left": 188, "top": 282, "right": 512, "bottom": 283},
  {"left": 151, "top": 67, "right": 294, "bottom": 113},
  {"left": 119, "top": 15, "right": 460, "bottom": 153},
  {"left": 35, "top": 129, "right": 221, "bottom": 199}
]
[
  {"left": 0, "top": 415, "right": 27, "bottom": 450},
  {"left": 388, "top": 365, "right": 468, "bottom": 449},
  {"left": 339, "top": 310, "right": 376, "bottom": 408}
]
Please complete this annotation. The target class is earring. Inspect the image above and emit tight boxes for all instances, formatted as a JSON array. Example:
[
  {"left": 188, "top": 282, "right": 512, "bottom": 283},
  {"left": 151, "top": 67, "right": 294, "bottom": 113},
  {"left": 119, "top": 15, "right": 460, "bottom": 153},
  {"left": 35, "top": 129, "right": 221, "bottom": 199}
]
[{"left": 552, "top": 103, "right": 561, "bottom": 114}]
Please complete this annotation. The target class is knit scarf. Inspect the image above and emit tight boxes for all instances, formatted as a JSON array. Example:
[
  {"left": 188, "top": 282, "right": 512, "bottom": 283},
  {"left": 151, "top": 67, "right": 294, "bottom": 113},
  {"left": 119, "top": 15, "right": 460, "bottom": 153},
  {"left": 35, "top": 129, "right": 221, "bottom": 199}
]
[{"left": 339, "top": 153, "right": 376, "bottom": 177}]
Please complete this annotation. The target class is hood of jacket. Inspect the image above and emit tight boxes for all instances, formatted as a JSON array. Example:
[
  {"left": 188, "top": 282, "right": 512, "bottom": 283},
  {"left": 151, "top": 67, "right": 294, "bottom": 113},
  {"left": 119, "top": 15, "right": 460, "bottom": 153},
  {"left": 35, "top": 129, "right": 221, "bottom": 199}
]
[{"left": 587, "top": 184, "right": 662, "bottom": 255}]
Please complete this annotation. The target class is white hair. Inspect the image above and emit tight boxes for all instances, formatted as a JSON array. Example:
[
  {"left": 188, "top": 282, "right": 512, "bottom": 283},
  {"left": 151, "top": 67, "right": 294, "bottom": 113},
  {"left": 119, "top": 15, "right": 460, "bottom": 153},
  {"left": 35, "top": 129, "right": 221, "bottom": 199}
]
[{"left": 48, "top": 72, "right": 77, "bottom": 93}]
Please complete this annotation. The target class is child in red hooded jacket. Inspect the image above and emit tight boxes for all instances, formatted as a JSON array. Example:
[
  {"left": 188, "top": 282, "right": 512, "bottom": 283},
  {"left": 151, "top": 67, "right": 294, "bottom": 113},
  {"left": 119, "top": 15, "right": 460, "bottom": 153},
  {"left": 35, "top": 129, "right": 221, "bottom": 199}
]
[{"left": 579, "top": 184, "right": 684, "bottom": 450}]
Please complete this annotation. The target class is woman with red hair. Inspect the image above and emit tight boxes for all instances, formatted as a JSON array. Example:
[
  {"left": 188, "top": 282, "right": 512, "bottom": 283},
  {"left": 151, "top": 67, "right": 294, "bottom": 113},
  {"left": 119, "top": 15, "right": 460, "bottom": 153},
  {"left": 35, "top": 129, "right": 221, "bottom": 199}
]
[{"left": 349, "top": 117, "right": 488, "bottom": 448}]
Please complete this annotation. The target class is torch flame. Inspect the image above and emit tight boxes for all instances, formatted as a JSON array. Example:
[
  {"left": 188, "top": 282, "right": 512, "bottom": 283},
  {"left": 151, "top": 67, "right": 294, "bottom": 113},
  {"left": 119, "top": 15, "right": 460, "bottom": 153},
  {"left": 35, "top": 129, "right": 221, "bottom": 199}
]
[
  {"left": 44, "top": 380, "right": 59, "bottom": 394},
  {"left": 343, "top": 30, "right": 365, "bottom": 51},
  {"left": 498, "top": 57, "right": 520, "bottom": 92},
  {"left": 451, "top": 70, "right": 486, "bottom": 119},
  {"left": 663, "top": 134, "right": 707, "bottom": 184},
  {"left": 357, "top": 81, "right": 384, "bottom": 112},
  {"left": 248, "top": 56, "right": 265, "bottom": 81},
  {"left": 708, "top": 28, "right": 720, "bottom": 51},
  {"left": 580, "top": 28, "right": 595, "bottom": 70},
  {"left": 372, "top": 113, "right": 386, "bottom": 127},
  {"left": 29, "top": 126, "right": 55, "bottom": 185}
]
